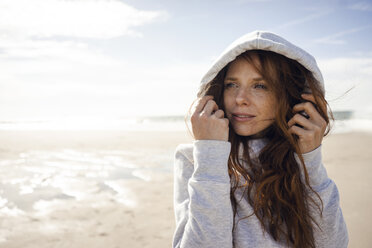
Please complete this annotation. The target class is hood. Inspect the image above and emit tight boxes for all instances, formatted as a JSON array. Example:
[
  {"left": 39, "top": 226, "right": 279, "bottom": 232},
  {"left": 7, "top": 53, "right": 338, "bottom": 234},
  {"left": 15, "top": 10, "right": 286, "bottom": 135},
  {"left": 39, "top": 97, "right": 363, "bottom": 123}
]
[{"left": 199, "top": 30, "right": 324, "bottom": 93}]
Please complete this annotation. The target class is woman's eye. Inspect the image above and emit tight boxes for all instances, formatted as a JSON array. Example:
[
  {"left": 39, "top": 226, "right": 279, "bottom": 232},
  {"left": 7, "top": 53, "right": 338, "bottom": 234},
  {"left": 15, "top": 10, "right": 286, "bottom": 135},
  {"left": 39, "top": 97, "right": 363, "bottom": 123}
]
[
  {"left": 254, "top": 83, "right": 267, "bottom": 89},
  {"left": 224, "top": 82, "right": 237, "bottom": 89}
]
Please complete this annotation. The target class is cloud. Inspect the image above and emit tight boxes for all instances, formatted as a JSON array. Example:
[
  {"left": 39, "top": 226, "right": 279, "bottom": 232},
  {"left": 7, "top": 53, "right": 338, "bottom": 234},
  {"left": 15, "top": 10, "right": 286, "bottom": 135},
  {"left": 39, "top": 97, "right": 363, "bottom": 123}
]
[
  {"left": 0, "top": 0, "right": 168, "bottom": 39},
  {"left": 313, "top": 25, "right": 372, "bottom": 45},
  {"left": 318, "top": 56, "right": 372, "bottom": 112},
  {"left": 276, "top": 10, "right": 332, "bottom": 30},
  {"left": 0, "top": 51, "right": 208, "bottom": 119},
  {"left": 0, "top": 0, "right": 169, "bottom": 70},
  {"left": 0, "top": 38, "right": 117, "bottom": 66},
  {"left": 0, "top": 0, "right": 174, "bottom": 120},
  {"left": 348, "top": 1, "right": 372, "bottom": 11}
]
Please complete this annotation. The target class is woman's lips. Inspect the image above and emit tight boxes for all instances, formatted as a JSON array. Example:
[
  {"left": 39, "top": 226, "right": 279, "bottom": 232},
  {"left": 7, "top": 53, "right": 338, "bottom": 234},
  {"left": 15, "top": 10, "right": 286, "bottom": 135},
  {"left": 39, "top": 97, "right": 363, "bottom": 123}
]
[{"left": 232, "top": 113, "right": 255, "bottom": 122}]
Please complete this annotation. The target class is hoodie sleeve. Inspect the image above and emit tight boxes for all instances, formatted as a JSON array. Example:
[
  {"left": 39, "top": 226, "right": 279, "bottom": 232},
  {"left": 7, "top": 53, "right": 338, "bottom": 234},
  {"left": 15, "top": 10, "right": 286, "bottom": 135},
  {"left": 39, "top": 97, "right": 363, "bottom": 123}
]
[
  {"left": 295, "top": 146, "right": 349, "bottom": 248},
  {"left": 172, "top": 140, "right": 233, "bottom": 248}
]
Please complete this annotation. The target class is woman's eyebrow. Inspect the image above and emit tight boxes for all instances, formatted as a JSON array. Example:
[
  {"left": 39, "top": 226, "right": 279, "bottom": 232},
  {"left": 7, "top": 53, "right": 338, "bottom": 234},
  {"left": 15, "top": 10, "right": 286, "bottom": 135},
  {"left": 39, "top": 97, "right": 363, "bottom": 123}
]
[
  {"left": 252, "top": 77, "right": 264, "bottom": 81},
  {"left": 224, "top": 77, "right": 237, "bottom": 81},
  {"left": 224, "top": 76, "right": 264, "bottom": 81}
]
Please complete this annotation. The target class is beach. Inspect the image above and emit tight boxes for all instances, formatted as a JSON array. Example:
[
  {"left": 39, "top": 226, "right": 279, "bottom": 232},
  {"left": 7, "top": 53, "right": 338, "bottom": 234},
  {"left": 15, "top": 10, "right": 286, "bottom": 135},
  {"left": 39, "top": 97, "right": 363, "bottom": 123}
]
[{"left": 0, "top": 130, "right": 371, "bottom": 247}]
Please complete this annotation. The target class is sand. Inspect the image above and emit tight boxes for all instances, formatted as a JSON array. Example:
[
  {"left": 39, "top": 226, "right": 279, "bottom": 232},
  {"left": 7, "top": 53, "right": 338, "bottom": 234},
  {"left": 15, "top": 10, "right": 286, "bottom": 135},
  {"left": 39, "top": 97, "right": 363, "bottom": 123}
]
[{"left": 0, "top": 130, "right": 370, "bottom": 248}]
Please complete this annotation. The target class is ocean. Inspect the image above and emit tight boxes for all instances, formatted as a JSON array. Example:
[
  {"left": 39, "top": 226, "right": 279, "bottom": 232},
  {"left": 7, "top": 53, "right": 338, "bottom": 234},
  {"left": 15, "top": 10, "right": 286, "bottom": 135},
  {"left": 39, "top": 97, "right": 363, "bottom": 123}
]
[{"left": 0, "top": 111, "right": 371, "bottom": 133}]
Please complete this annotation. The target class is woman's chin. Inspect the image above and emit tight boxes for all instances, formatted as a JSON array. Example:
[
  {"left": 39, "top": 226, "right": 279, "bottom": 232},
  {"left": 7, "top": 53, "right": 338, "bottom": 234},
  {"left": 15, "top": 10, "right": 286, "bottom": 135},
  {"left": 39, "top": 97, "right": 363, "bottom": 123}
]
[
  {"left": 232, "top": 125, "right": 272, "bottom": 138},
  {"left": 232, "top": 127, "right": 258, "bottom": 137}
]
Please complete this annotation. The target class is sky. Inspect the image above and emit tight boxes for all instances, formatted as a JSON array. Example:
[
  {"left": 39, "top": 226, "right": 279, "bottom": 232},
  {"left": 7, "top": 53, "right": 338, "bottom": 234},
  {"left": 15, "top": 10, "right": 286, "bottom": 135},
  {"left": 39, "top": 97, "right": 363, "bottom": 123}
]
[{"left": 0, "top": 0, "right": 371, "bottom": 121}]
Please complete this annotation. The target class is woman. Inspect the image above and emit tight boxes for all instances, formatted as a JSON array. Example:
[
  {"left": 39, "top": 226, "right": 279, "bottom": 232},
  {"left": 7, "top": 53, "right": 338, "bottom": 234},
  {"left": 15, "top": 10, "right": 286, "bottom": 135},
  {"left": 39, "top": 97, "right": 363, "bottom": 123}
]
[{"left": 172, "top": 31, "right": 348, "bottom": 248}]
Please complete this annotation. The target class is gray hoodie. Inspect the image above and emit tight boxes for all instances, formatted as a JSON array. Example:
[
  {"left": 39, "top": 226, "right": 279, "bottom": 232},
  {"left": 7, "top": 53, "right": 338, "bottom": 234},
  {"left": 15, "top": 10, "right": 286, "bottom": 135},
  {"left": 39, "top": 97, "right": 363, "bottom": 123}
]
[{"left": 172, "top": 31, "right": 348, "bottom": 248}]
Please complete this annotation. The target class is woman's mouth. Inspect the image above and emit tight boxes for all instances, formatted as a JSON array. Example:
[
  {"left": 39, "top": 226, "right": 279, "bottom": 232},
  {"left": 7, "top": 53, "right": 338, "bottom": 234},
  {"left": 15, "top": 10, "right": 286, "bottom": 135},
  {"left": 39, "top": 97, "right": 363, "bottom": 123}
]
[{"left": 232, "top": 113, "right": 255, "bottom": 121}]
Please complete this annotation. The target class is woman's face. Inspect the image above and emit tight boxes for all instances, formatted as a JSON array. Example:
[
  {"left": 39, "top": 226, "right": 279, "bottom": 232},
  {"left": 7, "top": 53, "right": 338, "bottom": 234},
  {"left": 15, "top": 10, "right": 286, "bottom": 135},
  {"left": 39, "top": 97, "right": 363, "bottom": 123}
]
[{"left": 223, "top": 56, "right": 277, "bottom": 137}]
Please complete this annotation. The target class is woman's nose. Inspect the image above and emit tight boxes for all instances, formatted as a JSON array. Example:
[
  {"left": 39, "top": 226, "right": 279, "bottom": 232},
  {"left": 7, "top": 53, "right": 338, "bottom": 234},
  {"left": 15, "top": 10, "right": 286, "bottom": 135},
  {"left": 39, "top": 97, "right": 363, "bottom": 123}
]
[{"left": 235, "top": 88, "right": 251, "bottom": 106}]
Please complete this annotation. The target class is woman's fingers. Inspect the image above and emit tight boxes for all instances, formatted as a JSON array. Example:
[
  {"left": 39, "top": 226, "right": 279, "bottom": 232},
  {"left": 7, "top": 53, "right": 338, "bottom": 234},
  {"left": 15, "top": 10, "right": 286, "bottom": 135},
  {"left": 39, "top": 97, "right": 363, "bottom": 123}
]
[
  {"left": 287, "top": 113, "right": 315, "bottom": 130},
  {"left": 289, "top": 94, "right": 328, "bottom": 153},
  {"left": 301, "top": 93, "right": 315, "bottom": 103},
  {"left": 190, "top": 96, "right": 229, "bottom": 141},
  {"left": 213, "top": 109, "right": 225, "bottom": 119},
  {"left": 201, "top": 99, "right": 219, "bottom": 116},
  {"left": 291, "top": 101, "right": 326, "bottom": 132},
  {"left": 301, "top": 93, "right": 327, "bottom": 114},
  {"left": 192, "top": 95, "right": 221, "bottom": 118},
  {"left": 292, "top": 101, "right": 322, "bottom": 123},
  {"left": 193, "top": 95, "right": 214, "bottom": 114},
  {"left": 288, "top": 124, "right": 312, "bottom": 138}
]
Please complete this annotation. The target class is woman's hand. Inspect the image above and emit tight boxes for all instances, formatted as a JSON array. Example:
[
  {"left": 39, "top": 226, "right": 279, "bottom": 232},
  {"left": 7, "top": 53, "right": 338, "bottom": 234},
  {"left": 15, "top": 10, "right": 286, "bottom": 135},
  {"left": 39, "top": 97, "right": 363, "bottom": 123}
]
[
  {"left": 191, "top": 95, "right": 229, "bottom": 141},
  {"left": 287, "top": 93, "right": 327, "bottom": 154}
]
